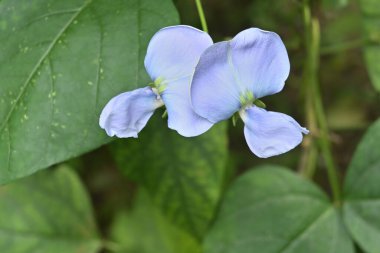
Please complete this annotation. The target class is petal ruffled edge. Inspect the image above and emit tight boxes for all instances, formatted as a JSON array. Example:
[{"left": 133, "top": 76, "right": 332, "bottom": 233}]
[
  {"left": 242, "top": 106, "right": 308, "bottom": 158},
  {"left": 99, "top": 87, "right": 163, "bottom": 138},
  {"left": 144, "top": 25, "right": 213, "bottom": 81},
  {"left": 191, "top": 27, "right": 290, "bottom": 124},
  {"left": 229, "top": 28, "right": 290, "bottom": 99}
]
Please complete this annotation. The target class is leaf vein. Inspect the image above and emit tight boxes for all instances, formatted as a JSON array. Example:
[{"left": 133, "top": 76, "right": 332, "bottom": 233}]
[
  {"left": 279, "top": 207, "right": 332, "bottom": 253},
  {"left": 92, "top": 7, "right": 103, "bottom": 114},
  {"left": 6, "top": 124, "right": 11, "bottom": 172},
  {"left": 0, "top": 0, "right": 92, "bottom": 136},
  {"left": 39, "top": 57, "right": 55, "bottom": 167}
]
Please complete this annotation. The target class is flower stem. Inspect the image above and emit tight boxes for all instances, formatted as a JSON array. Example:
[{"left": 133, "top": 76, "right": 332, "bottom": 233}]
[
  {"left": 301, "top": 0, "right": 341, "bottom": 203},
  {"left": 195, "top": 0, "right": 208, "bottom": 33}
]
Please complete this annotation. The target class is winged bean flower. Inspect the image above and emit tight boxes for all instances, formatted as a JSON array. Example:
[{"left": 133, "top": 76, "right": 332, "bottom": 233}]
[
  {"left": 191, "top": 28, "right": 309, "bottom": 158},
  {"left": 99, "top": 25, "right": 213, "bottom": 138}
]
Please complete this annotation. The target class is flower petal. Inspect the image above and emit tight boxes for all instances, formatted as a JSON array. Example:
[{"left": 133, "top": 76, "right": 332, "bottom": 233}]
[
  {"left": 242, "top": 106, "right": 308, "bottom": 158},
  {"left": 161, "top": 77, "right": 213, "bottom": 137},
  {"left": 99, "top": 87, "right": 163, "bottom": 138},
  {"left": 144, "top": 25, "right": 213, "bottom": 81},
  {"left": 191, "top": 41, "right": 242, "bottom": 123},
  {"left": 191, "top": 28, "right": 290, "bottom": 123},
  {"left": 230, "top": 28, "right": 290, "bottom": 98}
]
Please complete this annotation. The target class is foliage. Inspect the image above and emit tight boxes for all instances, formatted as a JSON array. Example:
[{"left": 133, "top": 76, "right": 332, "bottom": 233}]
[
  {"left": 0, "top": 0, "right": 380, "bottom": 253},
  {"left": 343, "top": 119, "right": 380, "bottom": 252},
  {"left": 359, "top": 0, "right": 380, "bottom": 92},
  {"left": 111, "top": 114, "right": 228, "bottom": 239},
  {"left": 110, "top": 190, "right": 201, "bottom": 253},
  {"left": 0, "top": 166, "right": 101, "bottom": 253},
  {"left": 204, "top": 166, "right": 354, "bottom": 253},
  {"left": 0, "top": 0, "right": 178, "bottom": 184}
]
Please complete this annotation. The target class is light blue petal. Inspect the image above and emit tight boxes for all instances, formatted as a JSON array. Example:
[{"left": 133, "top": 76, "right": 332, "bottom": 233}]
[
  {"left": 99, "top": 87, "right": 163, "bottom": 138},
  {"left": 191, "top": 28, "right": 290, "bottom": 123},
  {"left": 144, "top": 25, "right": 213, "bottom": 81},
  {"left": 161, "top": 77, "right": 213, "bottom": 137},
  {"left": 144, "top": 25, "right": 214, "bottom": 136},
  {"left": 242, "top": 106, "right": 308, "bottom": 158},
  {"left": 230, "top": 28, "right": 290, "bottom": 98},
  {"left": 191, "top": 42, "right": 242, "bottom": 123}
]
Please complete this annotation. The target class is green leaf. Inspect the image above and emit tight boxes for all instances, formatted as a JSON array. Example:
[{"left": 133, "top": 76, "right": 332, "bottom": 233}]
[
  {"left": 0, "top": 166, "right": 101, "bottom": 253},
  {"left": 110, "top": 189, "right": 201, "bottom": 253},
  {"left": 111, "top": 114, "right": 228, "bottom": 239},
  {"left": 343, "top": 119, "right": 380, "bottom": 252},
  {"left": 359, "top": 0, "right": 380, "bottom": 91},
  {"left": 0, "top": 0, "right": 179, "bottom": 184},
  {"left": 204, "top": 166, "right": 354, "bottom": 253}
]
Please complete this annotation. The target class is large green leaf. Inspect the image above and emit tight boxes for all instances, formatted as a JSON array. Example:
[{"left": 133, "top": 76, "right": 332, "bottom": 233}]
[
  {"left": 0, "top": 0, "right": 179, "bottom": 184},
  {"left": 359, "top": 0, "right": 380, "bottom": 91},
  {"left": 343, "top": 119, "right": 380, "bottom": 253},
  {"left": 0, "top": 166, "right": 101, "bottom": 253},
  {"left": 204, "top": 166, "right": 354, "bottom": 253},
  {"left": 111, "top": 114, "right": 228, "bottom": 239},
  {"left": 110, "top": 189, "right": 201, "bottom": 253}
]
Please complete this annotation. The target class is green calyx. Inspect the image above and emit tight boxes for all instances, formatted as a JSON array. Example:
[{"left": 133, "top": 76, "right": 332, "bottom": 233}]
[
  {"left": 149, "top": 77, "right": 167, "bottom": 94},
  {"left": 161, "top": 109, "right": 168, "bottom": 118},
  {"left": 253, "top": 99, "right": 266, "bottom": 108},
  {"left": 232, "top": 91, "right": 266, "bottom": 127},
  {"left": 239, "top": 91, "right": 254, "bottom": 105},
  {"left": 239, "top": 91, "right": 266, "bottom": 109},
  {"left": 232, "top": 113, "right": 238, "bottom": 127}
]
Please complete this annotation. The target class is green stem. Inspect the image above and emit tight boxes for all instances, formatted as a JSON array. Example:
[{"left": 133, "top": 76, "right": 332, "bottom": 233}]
[
  {"left": 195, "top": 0, "right": 208, "bottom": 33},
  {"left": 302, "top": 0, "right": 341, "bottom": 203},
  {"left": 299, "top": 0, "right": 318, "bottom": 178},
  {"left": 312, "top": 19, "right": 341, "bottom": 205}
]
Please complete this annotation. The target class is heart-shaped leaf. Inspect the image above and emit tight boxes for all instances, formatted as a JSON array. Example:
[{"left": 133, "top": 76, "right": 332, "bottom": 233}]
[
  {"left": 0, "top": 0, "right": 178, "bottom": 184},
  {"left": 0, "top": 166, "right": 100, "bottom": 253},
  {"left": 204, "top": 166, "right": 354, "bottom": 253},
  {"left": 343, "top": 119, "right": 380, "bottom": 252}
]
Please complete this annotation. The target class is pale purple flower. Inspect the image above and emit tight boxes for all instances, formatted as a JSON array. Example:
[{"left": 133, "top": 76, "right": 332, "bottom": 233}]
[
  {"left": 191, "top": 28, "right": 309, "bottom": 158},
  {"left": 100, "top": 25, "right": 213, "bottom": 138}
]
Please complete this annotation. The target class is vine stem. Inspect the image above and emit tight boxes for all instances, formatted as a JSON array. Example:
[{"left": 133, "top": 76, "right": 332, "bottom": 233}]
[
  {"left": 299, "top": 0, "right": 318, "bottom": 178},
  {"left": 195, "top": 0, "right": 208, "bottom": 33},
  {"left": 302, "top": 0, "right": 341, "bottom": 203},
  {"left": 312, "top": 18, "right": 341, "bottom": 203}
]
